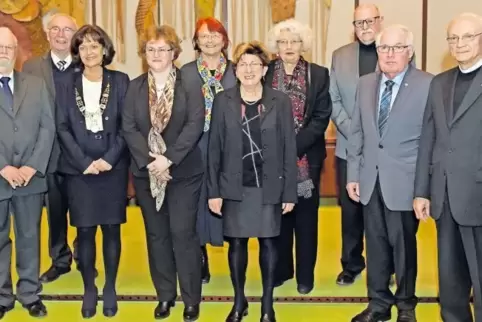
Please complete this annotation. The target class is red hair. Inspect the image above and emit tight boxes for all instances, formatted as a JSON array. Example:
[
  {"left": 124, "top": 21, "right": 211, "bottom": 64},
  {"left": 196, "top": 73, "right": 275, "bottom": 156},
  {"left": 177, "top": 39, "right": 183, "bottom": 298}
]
[{"left": 192, "top": 17, "right": 229, "bottom": 57}]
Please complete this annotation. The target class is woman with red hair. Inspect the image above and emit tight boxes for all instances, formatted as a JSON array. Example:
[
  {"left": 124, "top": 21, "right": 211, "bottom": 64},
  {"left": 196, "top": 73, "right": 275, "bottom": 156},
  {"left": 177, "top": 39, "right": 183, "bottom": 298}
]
[{"left": 180, "top": 17, "right": 236, "bottom": 284}]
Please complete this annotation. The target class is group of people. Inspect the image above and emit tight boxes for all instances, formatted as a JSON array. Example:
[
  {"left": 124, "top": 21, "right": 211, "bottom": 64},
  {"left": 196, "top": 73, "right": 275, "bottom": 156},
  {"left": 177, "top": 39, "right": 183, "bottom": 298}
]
[{"left": 0, "top": 3, "right": 480, "bottom": 322}]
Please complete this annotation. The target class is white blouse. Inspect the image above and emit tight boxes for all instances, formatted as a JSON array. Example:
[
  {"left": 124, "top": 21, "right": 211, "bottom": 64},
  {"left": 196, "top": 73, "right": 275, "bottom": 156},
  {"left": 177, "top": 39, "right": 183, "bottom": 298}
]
[{"left": 82, "top": 75, "right": 104, "bottom": 133}]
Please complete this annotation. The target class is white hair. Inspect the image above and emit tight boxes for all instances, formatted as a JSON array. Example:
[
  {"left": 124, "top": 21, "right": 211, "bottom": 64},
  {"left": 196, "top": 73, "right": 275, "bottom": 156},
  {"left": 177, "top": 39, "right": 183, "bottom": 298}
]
[
  {"left": 42, "top": 11, "right": 78, "bottom": 32},
  {"left": 375, "top": 24, "right": 414, "bottom": 47},
  {"left": 266, "top": 19, "right": 312, "bottom": 53},
  {"left": 448, "top": 12, "right": 482, "bottom": 32}
]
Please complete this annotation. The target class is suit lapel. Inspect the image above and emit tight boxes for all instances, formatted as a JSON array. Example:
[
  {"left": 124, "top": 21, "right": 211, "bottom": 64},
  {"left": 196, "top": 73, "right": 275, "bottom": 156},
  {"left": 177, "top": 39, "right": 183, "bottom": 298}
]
[
  {"left": 0, "top": 89, "right": 12, "bottom": 116},
  {"left": 41, "top": 53, "right": 55, "bottom": 98},
  {"left": 450, "top": 67, "right": 482, "bottom": 126},
  {"left": 13, "top": 71, "right": 27, "bottom": 116},
  {"left": 370, "top": 72, "right": 382, "bottom": 136},
  {"left": 444, "top": 69, "right": 457, "bottom": 125},
  {"left": 228, "top": 87, "right": 242, "bottom": 125},
  {"left": 260, "top": 87, "right": 276, "bottom": 124},
  {"left": 385, "top": 67, "right": 414, "bottom": 120}
]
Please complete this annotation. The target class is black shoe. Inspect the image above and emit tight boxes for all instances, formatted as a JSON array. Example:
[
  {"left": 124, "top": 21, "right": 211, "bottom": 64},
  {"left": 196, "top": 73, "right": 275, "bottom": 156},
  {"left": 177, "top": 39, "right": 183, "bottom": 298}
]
[
  {"left": 81, "top": 287, "right": 98, "bottom": 318},
  {"left": 336, "top": 271, "right": 359, "bottom": 286},
  {"left": 351, "top": 308, "right": 391, "bottom": 322},
  {"left": 297, "top": 284, "right": 313, "bottom": 295},
  {"left": 201, "top": 246, "right": 211, "bottom": 284},
  {"left": 0, "top": 304, "right": 14, "bottom": 319},
  {"left": 40, "top": 265, "right": 71, "bottom": 283},
  {"left": 23, "top": 300, "right": 47, "bottom": 318},
  {"left": 397, "top": 310, "right": 416, "bottom": 322},
  {"left": 260, "top": 312, "right": 276, "bottom": 322},
  {"left": 226, "top": 301, "right": 248, "bottom": 322},
  {"left": 183, "top": 304, "right": 200, "bottom": 322},
  {"left": 154, "top": 301, "right": 175, "bottom": 319},
  {"left": 102, "top": 288, "right": 118, "bottom": 317}
]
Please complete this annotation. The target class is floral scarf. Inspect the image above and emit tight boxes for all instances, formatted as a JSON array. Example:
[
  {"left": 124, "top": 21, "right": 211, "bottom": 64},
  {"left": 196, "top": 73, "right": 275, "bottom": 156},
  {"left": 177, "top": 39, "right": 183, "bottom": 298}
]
[
  {"left": 148, "top": 67, "right": 176, "bottom": 211},
  {"left": 197, "top": 54, "right": 227, "bottom": 131},
  {"left": 272, "top": 57, "right": 314, "bottom": 199}
]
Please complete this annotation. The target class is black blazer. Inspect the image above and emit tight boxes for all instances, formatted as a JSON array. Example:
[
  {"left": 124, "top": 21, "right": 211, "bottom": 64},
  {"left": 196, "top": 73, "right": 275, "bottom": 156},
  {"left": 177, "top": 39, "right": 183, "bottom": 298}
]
[
  {"left": 121, "top": 69, "right": 204, "bottom": 179},
  {"left": 207, "top": 85, "right": 298, "bottom": 204},
  {"left": 55, "top": 69, "right": 130, "bottom": 175},
  {"left": 265, "top": 60, "right": 332, "bottom": 170}
]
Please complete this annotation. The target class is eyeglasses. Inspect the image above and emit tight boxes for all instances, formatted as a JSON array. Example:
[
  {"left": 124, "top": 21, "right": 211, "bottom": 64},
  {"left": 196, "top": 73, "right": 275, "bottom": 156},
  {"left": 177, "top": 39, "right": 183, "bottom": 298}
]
[
  {"left": 353, "top": 16, "right": 380, "bottom": 29},
  {"left": 198, "top": 34, "right": 222, "bottom": 41},
  {"left": 49, "top": 26, "right": 76, "bottom": 34},
  {"left": 376, "top": 45, "right": 409, "bottom": 53},
  {"left": 0, "top": 45, "right": 16, "bottom": 53},
  {"left": 277, "top": 39, "right": 302, "bottom": 47},
  {"left": 446, "top": 32, "right": 482, "bottom": 45},
  {"left": 146, "top": 47, "right": 173, "bottom": 55},
  {"left": 237, "top": 62, "right": 263, "bottom": 70}
]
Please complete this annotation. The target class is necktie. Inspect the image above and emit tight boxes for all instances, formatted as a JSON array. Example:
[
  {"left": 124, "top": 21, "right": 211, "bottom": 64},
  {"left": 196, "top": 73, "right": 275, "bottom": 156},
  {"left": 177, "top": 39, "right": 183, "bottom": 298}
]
[
  {"left": 0, "top": 77, "right": 13, "bottom": 112},
  {"left": 378, "top": 80, "right": 395, "bottom": 135},
  {"left": 57, "top": 60, "right": 66, "bottom": 71}
]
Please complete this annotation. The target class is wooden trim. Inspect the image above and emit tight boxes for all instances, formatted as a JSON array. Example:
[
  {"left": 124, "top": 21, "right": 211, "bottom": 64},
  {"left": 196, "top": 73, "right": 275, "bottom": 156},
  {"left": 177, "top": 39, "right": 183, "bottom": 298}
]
[
  {"left": 157, "top": 0, "right": 161, "bottom": 24},
  {"left": 422, "top": 0, "right": 428, "bottom": 71},
  {"left": 221, "top": 0, "right": 228, "bottom": 30},
  {"left": 354, "top": 0, "right": 359, "bottom": 8},
  {"left": 91, "top": 0, "right": 97, "bottom": 25}
]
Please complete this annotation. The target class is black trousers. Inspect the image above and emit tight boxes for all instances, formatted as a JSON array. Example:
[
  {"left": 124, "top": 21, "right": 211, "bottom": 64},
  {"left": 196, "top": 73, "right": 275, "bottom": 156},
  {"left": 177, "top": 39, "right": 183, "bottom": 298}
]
[
  {"left": 275, "top": 166, "right": 320, "bottom": 287},
  {"left": 364, "top": 179, "right": 418, "bottom": 313},
  {"left": 437, "top": 194, "right": 482, "bottom": 322},
  {"left": 336, "top": 157, "right": 365, "bottom": 275},
  {"left": 45, "top": 173, "right": 73, "bottom": 268},
  {"left": 134, "top": 174, "right": 202, "bottom": 306}
]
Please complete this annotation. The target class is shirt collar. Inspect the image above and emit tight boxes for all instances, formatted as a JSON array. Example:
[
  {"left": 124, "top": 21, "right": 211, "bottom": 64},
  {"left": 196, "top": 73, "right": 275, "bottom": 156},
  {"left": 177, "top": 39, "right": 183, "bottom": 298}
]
[
  {"left": 0, "top": 70, "right": 14, "bottom": 82},
  {"left": 381, "top": 66, "right": 408, "bottom": 87},
  {"left": 50, "top": 51, "right": 72, "bottom": 68}
]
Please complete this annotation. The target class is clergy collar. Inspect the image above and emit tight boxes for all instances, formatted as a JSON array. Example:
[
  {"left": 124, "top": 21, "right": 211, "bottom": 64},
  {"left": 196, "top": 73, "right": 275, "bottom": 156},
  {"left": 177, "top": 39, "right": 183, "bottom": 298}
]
[{"left": 459, "top": 58, "right": 482, "bottom": 74}]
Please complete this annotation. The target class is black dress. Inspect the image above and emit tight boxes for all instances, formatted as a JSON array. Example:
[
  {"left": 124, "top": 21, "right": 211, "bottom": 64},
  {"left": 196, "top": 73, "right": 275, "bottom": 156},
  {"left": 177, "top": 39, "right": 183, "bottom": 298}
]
[{"left": 222, "top": 99, "right": 281, "bottom": 238}]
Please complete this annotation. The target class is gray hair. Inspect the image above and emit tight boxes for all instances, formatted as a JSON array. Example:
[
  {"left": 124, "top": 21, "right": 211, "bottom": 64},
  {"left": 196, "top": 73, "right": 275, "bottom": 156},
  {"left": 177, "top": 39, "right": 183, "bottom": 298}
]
[
  {"left": 42, "top": 11, "right": 78, "bottom": 32},
  {"left": 266, "top": 18, "right": 312, "bottom": 53},
  {"left": 375, "top": 24, "right": 414, "bottom": 47}
]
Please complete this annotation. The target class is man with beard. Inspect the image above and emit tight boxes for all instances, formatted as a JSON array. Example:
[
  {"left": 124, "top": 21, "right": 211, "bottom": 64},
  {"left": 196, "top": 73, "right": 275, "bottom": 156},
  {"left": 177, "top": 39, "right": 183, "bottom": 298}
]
[
  {"left": 414, "top": 13, "right": 482, "bottom": 322},
  {"left": 0, "top": 26, "right": 54, "bottom": 318},
  {"left": 23, "top": 14, "right": 97, "bottom": 283}
]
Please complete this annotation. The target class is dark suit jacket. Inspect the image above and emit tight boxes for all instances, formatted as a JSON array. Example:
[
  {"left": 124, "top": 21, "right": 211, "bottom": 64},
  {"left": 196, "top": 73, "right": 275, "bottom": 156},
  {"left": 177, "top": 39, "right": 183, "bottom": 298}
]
[
  {"left": 265, "top": 60, "right": 332, "bottom": 172},
  {"left": 0, "top": 71, "right": 55, "bottom": 200},
  {"left": 415, "top": 66, "right": 482, "bottom": 226},
  {"left": 207, "top": 85, "right": 298, "bottom": 204},
  {"left": 55, "top": 69, "right": 130, "bottom": 175},
  {"left": 121, "top": 69, "right": 204, "bottom": 179},
  {"left": 22, "top": 52, "right": 63, "bottom": 173}
]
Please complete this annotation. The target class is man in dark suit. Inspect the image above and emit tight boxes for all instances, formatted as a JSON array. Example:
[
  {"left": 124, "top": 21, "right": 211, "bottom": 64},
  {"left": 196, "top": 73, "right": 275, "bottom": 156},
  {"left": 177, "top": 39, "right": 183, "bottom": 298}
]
[
  {"left": 414, "top": 13, "right": 482, "bottom": 322},
  {"left": 22, "top": 13, "right": 90, "bottom": 283},
  {"left": 347, "top": 24, "right": 433, "bottom": 322},
  {"left": 0, "top": 26, "right": 55, "bottom": 318}
]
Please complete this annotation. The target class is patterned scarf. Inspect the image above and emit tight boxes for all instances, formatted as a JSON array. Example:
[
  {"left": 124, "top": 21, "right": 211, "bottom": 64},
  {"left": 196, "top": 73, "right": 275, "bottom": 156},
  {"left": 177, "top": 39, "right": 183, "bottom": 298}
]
[
  {"left": 197, "top": 54, "right": 227, "bottom": 131},
  {"left": 272, "top": 57, "right": 314, "bottom": 198},
  {"left": 148, "top": 67, "right": 176, "bottom": 211}
]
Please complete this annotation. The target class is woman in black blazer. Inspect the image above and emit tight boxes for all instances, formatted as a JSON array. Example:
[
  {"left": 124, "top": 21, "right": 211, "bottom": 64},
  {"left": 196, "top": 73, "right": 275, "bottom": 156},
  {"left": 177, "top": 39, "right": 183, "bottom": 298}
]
[
  {"left": 265, "top": 19, "right": 332, "bottom": 295},
  {"left": 208, "top": 41, "right": 297, "bottom": 322},
  {"left": 55, "top": 25, "right": 129, "bottom": 318},
  {"left": 121, "top": 25, "right": 204, "bottom": 321}
]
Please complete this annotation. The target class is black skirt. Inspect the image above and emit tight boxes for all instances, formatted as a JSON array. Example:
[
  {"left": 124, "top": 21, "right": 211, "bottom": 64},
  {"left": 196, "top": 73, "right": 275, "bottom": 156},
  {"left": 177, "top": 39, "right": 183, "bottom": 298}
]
[
  {"left": 222, "top": 187, "right": 281, "bottom": 238},
  {"left": 66, "top": 169, "right": 128, "bottom": 227}
]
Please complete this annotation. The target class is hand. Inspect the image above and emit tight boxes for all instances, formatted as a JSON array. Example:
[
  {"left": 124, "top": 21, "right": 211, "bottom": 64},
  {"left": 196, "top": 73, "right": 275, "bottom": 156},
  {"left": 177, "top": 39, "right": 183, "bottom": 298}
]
[
  {"left": 0, "top": 166, "right": 25, "bottom": 188},
  {"left": 413, "top": 197, "right": 431, "bottom": 222},
  {"left": 155, "top": 169, "right": 172, "bottom": 182},
  {"left": 346, "top": 182, "right": 360, "bottom": 202},
  {"left": 208, "top": 198, "right": 223, "bottom": 215},
  {"left": 147, "top": 152, "right": 171, "bottom": 177},
  {"left": 83, "top": 162, "right": 100, "bottom": 175},
  {"left": 94, "top": 159, "right": 112, "bottom": 172},
  {"left": 18, "top": 166, "right": 36, "bottom": 186},
  {"left": 282, "top": 203, "right": 295, "bottom": 214}
]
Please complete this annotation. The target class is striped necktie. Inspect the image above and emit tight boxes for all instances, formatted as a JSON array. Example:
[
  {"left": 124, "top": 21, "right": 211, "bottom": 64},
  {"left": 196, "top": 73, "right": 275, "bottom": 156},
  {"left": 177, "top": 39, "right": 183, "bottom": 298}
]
[
  {"left": 0, "top": 77, "right": 13, "bottom": 111},
  {"left": 57, "top": 60, "right": 67, "bottom": 71},
  {"left": 378, "top": 80, "right": 395, "bottom": 135}
]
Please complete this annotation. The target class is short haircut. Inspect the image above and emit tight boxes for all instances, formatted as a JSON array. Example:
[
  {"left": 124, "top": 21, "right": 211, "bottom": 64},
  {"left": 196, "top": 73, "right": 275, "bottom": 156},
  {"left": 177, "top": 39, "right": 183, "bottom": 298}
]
[
  {"left": 266, "top": 18, "right": 313, "bottom": 53},
  {"left": 138, "top": 25, "right": 182, "bottom": 60},
  {"left": 192, "top": 17, "right": 229, "bottom": 57},
  {"left": 71, "top": 24, "right": 116, "bottom": 67},
  {"left": 43, "top": 12, "right": 78, "bottom": 32},
  {"left": 232, "top": 41, "right": 271, "bottom": 69},
  {"left": 375, "top": 24, "right": 414, "bottom": 47}
]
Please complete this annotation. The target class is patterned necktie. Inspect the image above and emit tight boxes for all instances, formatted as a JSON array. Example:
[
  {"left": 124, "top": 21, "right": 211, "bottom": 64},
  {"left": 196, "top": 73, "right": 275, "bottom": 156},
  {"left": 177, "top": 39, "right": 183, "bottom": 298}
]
[
  {"left": 57, "top": 60, "right": 66, "bottom": 71},
  {"left": 378, "top": 80, "right": 395, "bottom": 135},
  {"left": 0, "top": 77, "right": 13, "bottom": 111}
]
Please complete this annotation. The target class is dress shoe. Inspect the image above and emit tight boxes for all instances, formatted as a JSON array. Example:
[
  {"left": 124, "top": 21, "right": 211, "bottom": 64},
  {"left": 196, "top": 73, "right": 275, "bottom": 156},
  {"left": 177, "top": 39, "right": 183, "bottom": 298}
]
[
  {"left": 102, "top": 288, "right": 118, "bottom": 317},
  {"left": 226, "top": 301, "right": 248, "bottom": 322},
  {"left": 23, "top": 300, "right": 47, "bottom": 318},
  {"left": 81, "top": 287, "right": 98, "bottom": 318},
  {"left": 260, "top": 312, "right": 276, "bottom": 322},
  {"left": 183, "top": 304, "right": 200, "bottom": 322},
  {"left": 154, "top": 300, "right": 175, "bottom": 319},
  {"left": 40, "top": 265, "right": 71, "bottom": 283},
  {"left": 397, "top": 310, "right": 416, "bottom": 322},
  {"left": 336, "top": 271, "right": 359, "bottom": 286},
  {"left": 351, "top": 308, "right": 391, "bottom": 322},
  {"left": 201, "top": 246, "right": 211, "bottom": 284},
  {"left": 0, "top": 304, "right": 14, "bottom": 319},
  {"left": 297, "top": 284, "right": 313, "bottom": 295}
]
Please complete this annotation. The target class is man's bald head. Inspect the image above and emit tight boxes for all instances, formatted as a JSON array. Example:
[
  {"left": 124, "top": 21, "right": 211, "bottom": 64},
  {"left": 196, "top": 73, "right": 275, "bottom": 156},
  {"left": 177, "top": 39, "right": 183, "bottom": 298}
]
[
  {"left": 353, "top": 3, "right": 383, "bottom": 45},
  {"left": 0, "top": 27, "right": 18, "bottom": 73},
  {"left": 446, "top": 13, "right": 482, "bottom": 69}
]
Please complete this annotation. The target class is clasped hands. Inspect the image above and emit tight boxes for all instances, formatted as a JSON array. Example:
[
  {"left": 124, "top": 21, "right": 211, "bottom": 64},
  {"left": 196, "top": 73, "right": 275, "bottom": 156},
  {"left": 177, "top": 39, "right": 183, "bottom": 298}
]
[
  {"left": 147, "top": 152, "right": 172, "bottom": 182},
  {"left": 0, "top": 165, "right": 36, "bottom": 188},
  {"left": 83, "top": 159, "right": 112, "bottom": 175}
]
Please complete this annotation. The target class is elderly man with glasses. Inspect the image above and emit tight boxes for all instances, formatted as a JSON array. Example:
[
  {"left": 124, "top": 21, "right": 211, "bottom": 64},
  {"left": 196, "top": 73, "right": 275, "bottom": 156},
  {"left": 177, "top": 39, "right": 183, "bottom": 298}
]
[{"left": 347, "top": 24, "right": 433, "bottom": 322}]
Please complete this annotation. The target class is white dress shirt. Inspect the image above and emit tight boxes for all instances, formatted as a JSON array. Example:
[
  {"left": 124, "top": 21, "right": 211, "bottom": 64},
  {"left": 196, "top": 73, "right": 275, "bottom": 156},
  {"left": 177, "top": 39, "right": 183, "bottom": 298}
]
[
  {"left": 0, "top": 71, "right": 14, "bottom": 93},
  {"left": 51, "top": 52, "right": 72, "bottom": 71}
]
